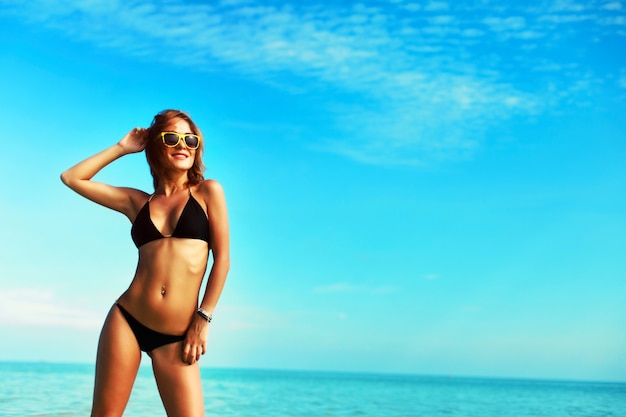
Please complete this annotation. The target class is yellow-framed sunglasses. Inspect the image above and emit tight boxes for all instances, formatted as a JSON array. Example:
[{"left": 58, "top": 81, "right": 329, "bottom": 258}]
[{"left": 160, "top": 132, "right": 201, "bottom": 149}]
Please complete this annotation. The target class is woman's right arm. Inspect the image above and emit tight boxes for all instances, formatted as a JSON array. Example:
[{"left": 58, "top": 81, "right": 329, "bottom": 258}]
[{"left": 60, "top": 128, "right": 148, "bottom": 219}]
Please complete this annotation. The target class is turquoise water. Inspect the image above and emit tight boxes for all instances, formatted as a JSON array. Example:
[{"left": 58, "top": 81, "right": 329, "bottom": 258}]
[{"left": 0, "top": 362, "right": 624, "bottom": 416}]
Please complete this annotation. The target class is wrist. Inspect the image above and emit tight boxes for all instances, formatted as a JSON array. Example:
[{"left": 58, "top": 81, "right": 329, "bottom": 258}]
[
  {"left": 197, "top": 308, "right": 213, "bottom": 323},
  {"left": 114, "top": 142, "right": 130, "bottom": 156}
]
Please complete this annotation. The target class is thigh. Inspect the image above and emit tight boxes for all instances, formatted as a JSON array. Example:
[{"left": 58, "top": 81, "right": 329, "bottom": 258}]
[
  {"left": 91, "top": 305, "right": 142, "bottom": 417},
  {"left": 150, "top": 342, "right": 205, "bottom": 417}
]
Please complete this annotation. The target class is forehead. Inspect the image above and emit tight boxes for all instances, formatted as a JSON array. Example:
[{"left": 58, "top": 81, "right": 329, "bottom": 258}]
[{"left": 166, "top": 118, "right": 192, "bottom": 133}]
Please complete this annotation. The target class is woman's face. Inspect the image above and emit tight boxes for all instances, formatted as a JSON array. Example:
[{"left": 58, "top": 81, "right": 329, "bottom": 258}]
[{"left": 162, "top": 118, "right": 197, "bottom": 172}]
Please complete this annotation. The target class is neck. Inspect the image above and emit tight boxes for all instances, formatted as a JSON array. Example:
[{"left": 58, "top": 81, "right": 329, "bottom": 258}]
[{"left": 156, "top": 172, "right": 189, "bottom": 196}]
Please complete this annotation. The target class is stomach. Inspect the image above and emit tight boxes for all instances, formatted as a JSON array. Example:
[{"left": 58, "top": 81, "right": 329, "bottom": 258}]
[{"left": 117, "top": 238, "right": 209, "bottom": 334}]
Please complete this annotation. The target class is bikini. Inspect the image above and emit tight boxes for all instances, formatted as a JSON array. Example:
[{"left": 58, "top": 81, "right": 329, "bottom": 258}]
[
  {"left": 131, "top": 189, "right": 211, "bottom": 248},
  {"left": 116, "top": 303, "right": 186, "bottom": 352},
  {"left": 117, "top": 189, "right": 211, "bottom": 352}
]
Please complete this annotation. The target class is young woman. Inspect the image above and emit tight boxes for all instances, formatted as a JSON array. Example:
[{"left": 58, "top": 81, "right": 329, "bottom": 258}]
[{"left": 61, "top": 109, "right": 230, "bottom": 417}]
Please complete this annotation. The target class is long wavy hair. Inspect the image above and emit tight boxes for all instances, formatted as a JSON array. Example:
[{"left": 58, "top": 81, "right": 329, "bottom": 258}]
[{"left": 145, "top": 109, "right": 205, "bottom": 189}]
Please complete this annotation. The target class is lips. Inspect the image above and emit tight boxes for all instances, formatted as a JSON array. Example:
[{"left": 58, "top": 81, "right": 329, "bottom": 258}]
[{"left": 171, "top": 152, "right": 189, "bottom": 159}]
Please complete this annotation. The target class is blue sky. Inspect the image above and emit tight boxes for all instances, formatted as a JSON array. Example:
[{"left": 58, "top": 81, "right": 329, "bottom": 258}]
[{"left": 0, "top": 0, "right": 624, "bottom": 382}]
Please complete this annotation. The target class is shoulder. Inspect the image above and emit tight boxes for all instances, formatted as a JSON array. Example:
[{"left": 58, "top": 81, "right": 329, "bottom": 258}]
[
  {"left": 196, "top": 179, "right": 225, "bottom": 198},
  {"left": 195, "top": 180, "right": 227, "bottom": 215}
]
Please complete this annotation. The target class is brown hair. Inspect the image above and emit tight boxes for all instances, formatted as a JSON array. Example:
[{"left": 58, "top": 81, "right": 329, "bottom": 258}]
[{"left": 145, "top": 109, "right": 205, "bottom": 189}]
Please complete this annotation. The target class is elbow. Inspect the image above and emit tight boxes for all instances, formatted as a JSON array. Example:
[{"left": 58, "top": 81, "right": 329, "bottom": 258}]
[
  {"left": 60, "top": 170, "right": 77, "bottom": 188},
  {"left": 60, "top": 171, "right": 71, "bottom": 187},
  {"left": 215, "top": 253, "right": 231, "bottom": 272},
  {"left": 222, "top": 256, "right": 231, "bottom": 273}
]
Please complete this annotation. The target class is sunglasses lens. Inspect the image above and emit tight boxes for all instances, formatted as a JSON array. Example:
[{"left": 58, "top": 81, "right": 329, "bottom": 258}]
[
  {"left": 184, "top": 135, "right": 199, "bottom": 149},
  {"left": 163, "top": 133, "right": 180, "bottom": 146}
]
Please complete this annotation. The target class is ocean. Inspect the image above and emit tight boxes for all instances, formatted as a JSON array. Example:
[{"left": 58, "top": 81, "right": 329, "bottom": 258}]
[{"left": 0, "top": 362, "right": 624, "bottom": 416}]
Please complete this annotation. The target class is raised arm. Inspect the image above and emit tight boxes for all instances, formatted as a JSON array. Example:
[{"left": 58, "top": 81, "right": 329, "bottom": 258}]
[{"left": 60, "top": 128, "right": 148, "bottom": 219}]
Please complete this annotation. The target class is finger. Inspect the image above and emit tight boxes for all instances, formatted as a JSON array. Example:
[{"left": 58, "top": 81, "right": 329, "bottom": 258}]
[
  {"left": 189, "top": 348, "right": 198, "bottom": 365},
  {"left": 182, "top": 343, "right": 191, "bottom": 363},
  {"left": 189, "top": 345, "right": 198, "bottom": 363},
  {"left": 186, "top": 345, "right": 196, "bottom": 364}
]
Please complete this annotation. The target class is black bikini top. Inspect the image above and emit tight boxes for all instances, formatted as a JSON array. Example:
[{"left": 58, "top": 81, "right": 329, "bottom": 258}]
[{"left": 131, "top": 189, "right": 210, "bottom": 249}]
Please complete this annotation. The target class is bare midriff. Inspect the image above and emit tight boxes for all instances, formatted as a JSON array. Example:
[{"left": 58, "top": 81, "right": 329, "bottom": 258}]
[{"left": 117, "top": 238, "right": 209, "bottom": 335}]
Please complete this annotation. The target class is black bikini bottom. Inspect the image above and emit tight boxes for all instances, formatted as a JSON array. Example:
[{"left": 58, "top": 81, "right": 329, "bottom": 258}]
[{"left": 115, "top": 303, "right": 185, "bottom": 352}]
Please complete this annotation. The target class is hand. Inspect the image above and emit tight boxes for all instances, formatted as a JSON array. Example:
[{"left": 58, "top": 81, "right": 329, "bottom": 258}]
[
  {"left": 118, "top": 127, "right": 148, "bottom": 154},
  {"left": 182, "top": 313, "right": 209, "bottom": 365}
]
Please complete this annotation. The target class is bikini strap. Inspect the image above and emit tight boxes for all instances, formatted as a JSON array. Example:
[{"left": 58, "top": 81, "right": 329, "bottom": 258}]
[{"left": 147, "top": 194, "right": 155, "bottom": 202}]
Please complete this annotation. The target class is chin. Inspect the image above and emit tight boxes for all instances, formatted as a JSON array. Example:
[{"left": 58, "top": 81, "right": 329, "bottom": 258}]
[
  {"left": 175, "top": 163, "right": 194, "bottom": 171},
  {"left": 168, "top": 157, "right": 194, "bottom": 170}
]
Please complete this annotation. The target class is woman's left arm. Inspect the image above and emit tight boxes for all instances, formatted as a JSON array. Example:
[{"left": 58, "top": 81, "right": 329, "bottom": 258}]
[{"left": 183, "top": 180, "right": 230, "bottom": 365}]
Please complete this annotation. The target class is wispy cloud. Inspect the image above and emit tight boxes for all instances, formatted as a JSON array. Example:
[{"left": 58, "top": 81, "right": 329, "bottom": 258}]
[
  {"left": 2, "top": 0, "right": 623, "bottom": 165},
  {"left": 602, "top": 1, "right": 623, "bottom": 11},
  {"left": 0, "top": 289, "right": 101, "bottom": 330},
  {"left": 423, "top": 273, "right": 440, "bottom": 280},
  {"left": 482, "top": 16, "right": 527, "bottom": 32},
  {"left": 619, "top": 69, "right": 626, "bottom": 88},
  {"left": 313, "top": 282, "right": 396, "bottom": 295}
]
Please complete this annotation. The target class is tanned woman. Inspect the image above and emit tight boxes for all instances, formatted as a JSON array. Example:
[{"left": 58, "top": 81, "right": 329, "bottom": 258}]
[{"left": 61, "top": 109, "right": 230, "bottom": 417}]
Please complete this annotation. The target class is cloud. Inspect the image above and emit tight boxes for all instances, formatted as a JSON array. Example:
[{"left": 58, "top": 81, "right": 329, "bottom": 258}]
[
  {"left": 602, "top": 1, "right": 622, "bottom": 11},
  {"left": 314, "top": 283, "right": 359, "bottom": 293},
  {"left": 403, "top": 3, "right": 422, "bottom": 12},
  {"left": 1, "top": 0, "right": 622, "bottom": 165},
  {"left": 482, "top": 16, "right": 527, "bottom": 32},
  {"left": 424, "top": 1, "right": 450, "bottom": 12},
  {"left": 601, "top": 15, "right": 626, "bottom": 25},
  {"left": 423, "top": 273, "right": 440, "bottom": 280},
  {"left": 538, "top": 14, "right": 596, "bottom": 23},
  {"left": 618, "top": 69, "right": 626, "bottom": 88},
  {"left": 219, "top": 304, "right": 288, "bottom": 330},
  {"left": 313, "top": 282, "right": 396, "bottom": 295},
  {"left": 550, "top": 0, "right": 589, "bottom": 12},
  {"left": 0, "top": 289, "right": 102, "bottom": 330}
]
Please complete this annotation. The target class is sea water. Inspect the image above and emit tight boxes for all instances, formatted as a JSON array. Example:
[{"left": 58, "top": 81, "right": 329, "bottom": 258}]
[{"left": 0, "top": 362, "right": 624, "bottom": 416}]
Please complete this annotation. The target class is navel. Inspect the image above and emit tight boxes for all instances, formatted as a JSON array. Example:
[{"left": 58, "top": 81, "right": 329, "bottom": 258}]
[{"left": 161, "top": 285, "right": 166, "bottom": 296}]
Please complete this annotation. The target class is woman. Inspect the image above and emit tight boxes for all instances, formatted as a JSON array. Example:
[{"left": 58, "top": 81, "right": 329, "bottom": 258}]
[{"left": 61, "top": 109, "right": 230, "bottom": 417}]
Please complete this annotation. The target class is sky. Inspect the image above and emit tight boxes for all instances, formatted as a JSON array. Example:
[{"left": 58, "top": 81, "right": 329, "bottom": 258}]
[{"left": 0, "top": 0, "right": 624, "bottom": 382}]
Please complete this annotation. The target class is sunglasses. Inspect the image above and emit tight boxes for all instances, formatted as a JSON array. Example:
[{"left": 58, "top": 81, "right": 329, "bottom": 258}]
[{"left": 160, "top": 132, "right": 200, "bottom": 149}]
